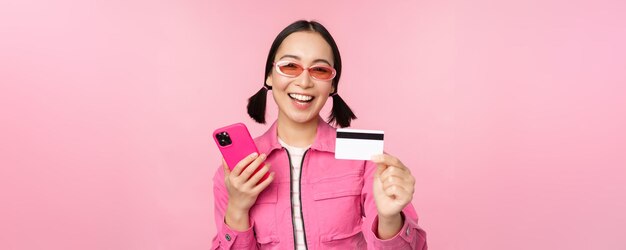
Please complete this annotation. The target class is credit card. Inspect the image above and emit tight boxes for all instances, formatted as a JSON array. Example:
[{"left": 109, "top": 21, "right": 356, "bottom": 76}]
[{"left": 335, "top": 128, "right": 384, "bottom": 160}]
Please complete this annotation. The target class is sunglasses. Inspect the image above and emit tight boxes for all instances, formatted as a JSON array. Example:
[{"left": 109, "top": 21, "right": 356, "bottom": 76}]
[{"left": 273, "top": 60, "right": 337, "bottom": 81}]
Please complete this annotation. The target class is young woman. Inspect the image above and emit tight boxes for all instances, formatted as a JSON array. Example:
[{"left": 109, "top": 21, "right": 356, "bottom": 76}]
[{"left": 212, "top": 20, "right": 427, "bottom": 249}]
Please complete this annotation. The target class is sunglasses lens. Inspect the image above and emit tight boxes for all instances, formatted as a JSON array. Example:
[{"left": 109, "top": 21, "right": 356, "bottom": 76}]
[
  {"left": 277, "top": 62, "right": 302, "bottom": 77},
  {"left": 310, "top": 66, "right": 334, "bottom": 80},
  {"left": 275, "top": 61, "right": 335, "bottom": 80}
]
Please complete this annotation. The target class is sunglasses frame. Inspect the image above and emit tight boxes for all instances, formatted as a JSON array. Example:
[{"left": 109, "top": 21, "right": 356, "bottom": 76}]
[{"left": 273, "top": 60, "right": 337, "bottom": 81}]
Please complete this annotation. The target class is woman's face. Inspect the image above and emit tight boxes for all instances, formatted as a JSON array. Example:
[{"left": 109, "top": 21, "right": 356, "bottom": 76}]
[{"left": 266, "top": 31, "right": 336, "bottom": 125}]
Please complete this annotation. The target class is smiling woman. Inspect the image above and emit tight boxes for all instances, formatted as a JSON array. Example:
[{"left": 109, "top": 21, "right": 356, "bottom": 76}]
[
  {"left": 211, "top": 20, "right": 428, "bottom": 249},
  {"left": 246, "top": 20, "right": 355, "bottom": 129},
  {"left": 265, "top": 31, "right": 338, "bottom": 127}
]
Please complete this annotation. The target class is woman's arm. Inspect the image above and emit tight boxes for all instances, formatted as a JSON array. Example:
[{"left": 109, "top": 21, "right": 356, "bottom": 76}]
[
  {"left": 211, "top": 153, "right": 274, "bottom": 250},
  {"left": 361, "top": 154, "right": 428, "bottom": 249},
  {"left": 377, "top": 212, "right": 404, "bottom": 239},
  {"left": 211, "top": 167, "right": 257, "bottom": 250}
]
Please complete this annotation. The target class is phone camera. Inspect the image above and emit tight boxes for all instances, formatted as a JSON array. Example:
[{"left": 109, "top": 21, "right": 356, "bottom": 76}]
[{"left": 216, "top": 132, "right": 232, "bottom": 146}]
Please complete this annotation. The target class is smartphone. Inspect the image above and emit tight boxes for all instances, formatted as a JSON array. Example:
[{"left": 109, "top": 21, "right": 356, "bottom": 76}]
[{"left": 213, "top": 123, "right": 269, "bottom": 183}]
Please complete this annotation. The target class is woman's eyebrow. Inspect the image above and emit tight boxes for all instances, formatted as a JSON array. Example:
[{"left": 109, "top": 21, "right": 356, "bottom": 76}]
[{"left": 279, "top": 54, "right": 332, "bottom": 66}]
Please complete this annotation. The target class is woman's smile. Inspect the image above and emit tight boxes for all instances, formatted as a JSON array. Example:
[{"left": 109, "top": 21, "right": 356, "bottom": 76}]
[{"left": 288, "top": 93, "right": 315, "bottom": 110}]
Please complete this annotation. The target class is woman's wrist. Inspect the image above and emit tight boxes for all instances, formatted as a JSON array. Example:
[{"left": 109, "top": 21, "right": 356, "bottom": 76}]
[
  {"left": 225, "top": 205, "right": 250, "bottom": 231},
  {"left": 377, "top": 212, "right": 403, "bottom": 240}
]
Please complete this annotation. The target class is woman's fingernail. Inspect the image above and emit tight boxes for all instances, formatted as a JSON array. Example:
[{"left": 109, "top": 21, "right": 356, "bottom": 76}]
[
  {"left": 371, "top": 155, "right": 381, "bottom": 161},
  {"left": 251, "top": 152, "right": 258, "bottom": 157}
]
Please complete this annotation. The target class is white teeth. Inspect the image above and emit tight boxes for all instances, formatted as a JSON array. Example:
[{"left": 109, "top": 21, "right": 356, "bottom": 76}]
[{"left": 289, "top": 93, "right": 313, "bottom": 102}]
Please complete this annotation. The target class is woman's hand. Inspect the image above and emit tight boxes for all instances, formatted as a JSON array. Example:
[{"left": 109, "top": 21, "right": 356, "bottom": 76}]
[
  {"left": 223, "top": 152, "right": 275, "bottom": 230},
  {"left": 371, "top": 153, "right": 416, "bottom": 238}
]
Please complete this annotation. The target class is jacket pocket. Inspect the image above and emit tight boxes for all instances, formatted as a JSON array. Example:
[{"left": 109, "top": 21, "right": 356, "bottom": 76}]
[
  {"left": 320, "top": 227, "right": 363, "bottom": 243},
  {"left": 312, "top": 173, "right": 363, "bottom": 201},
  {"left": 250, "top": 185, "right": 278, "bottom": 247},
  {"left": 311, "top": 173, "right": 364, "bottom": 242},
  {"left": 256, "top": 235, "right": 280, "bottom": 244}
]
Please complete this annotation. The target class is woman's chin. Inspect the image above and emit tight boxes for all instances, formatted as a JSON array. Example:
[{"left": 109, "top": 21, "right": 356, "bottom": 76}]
[
  {"left": 276, "top": 97, "right": 324, "bottom": 124},
  {"left": 283, "top": 109, "right": 319, "bottom": 124}
]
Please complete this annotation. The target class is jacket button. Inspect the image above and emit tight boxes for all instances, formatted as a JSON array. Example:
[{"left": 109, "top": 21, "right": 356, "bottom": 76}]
[
  {"left": 225, "top": 234, "right": 232, "bottom": 241},
  {"left": 405, "top": 227, "right": 410, "bottom": 236}
]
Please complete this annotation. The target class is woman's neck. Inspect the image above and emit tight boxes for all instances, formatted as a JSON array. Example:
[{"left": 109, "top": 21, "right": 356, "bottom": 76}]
[{"left": 276, "top": 114, "right": 318, "bottom": 148}]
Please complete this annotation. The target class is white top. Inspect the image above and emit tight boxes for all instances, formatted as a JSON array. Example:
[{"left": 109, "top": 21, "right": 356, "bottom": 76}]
[{"left": 278, "top": 138, "right": 310, "bottom": 250}]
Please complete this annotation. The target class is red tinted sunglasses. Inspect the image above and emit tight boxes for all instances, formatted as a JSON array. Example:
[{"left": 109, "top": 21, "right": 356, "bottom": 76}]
[{"left": 273, "top": 60, "right": 336, "bottom": 81}]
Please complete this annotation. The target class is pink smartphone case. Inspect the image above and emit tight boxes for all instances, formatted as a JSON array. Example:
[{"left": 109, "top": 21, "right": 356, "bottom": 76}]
[{"left": 213, "top": 123, "right": 268, "bottom": 182}]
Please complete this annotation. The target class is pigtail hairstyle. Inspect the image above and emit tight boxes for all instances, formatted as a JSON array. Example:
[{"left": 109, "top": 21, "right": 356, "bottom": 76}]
[
  {"left": 328, "top": 92, "right": 357, "bottom": 128},
  {"left": 247, "top": 20, "right": 357, "bottom": 127},
  {"left": 246, "top": 84, "right": 271, "bottom": 124}
]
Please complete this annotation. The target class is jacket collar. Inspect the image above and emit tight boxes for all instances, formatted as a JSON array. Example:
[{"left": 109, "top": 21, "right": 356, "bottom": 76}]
[{"left": 256, "top": 116, "right": 336, "bottom": 155}]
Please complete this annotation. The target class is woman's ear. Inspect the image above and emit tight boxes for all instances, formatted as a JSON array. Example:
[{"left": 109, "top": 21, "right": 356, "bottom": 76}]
[
  {"left": 331, "top": 85, "right": 336, "bottom": 94},
  {"left": 265, "top": 75, "right": 273, "bottom": 87}
]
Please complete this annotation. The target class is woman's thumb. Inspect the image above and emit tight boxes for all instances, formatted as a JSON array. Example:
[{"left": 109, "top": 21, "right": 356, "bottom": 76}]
[{"left": 222, "top": 158, "right": 231, "bottom": 175}]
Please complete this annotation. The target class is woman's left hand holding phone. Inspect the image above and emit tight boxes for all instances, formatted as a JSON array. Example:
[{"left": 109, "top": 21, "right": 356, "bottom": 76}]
[{"left": 222, "top": 152, "right": 275, "bottom": 231}]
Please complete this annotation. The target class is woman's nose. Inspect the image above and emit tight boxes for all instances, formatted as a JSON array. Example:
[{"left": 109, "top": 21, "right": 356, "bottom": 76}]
[{"left": 294, "top": 69, "right": 314, "bottom": 88}]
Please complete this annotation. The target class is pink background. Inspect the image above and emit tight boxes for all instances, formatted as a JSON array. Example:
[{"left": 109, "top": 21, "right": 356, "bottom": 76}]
[{"left": 1, "top": 0, "right": 625, "bottom": 249}]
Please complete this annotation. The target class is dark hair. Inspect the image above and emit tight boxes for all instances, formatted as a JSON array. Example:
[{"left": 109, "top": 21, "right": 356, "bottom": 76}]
[{"left": 246, "top": 20, "right": 357, "bottom": 128}]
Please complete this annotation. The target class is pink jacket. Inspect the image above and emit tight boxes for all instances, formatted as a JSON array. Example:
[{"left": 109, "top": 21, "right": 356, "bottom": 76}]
[{"left": 211, "top": 117, "right": 427, "bottom": 249}]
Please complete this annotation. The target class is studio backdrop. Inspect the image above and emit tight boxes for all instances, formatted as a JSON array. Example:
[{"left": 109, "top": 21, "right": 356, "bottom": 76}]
[{"left": 1, "top": 0, "right": 625, "bottom": 249}]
